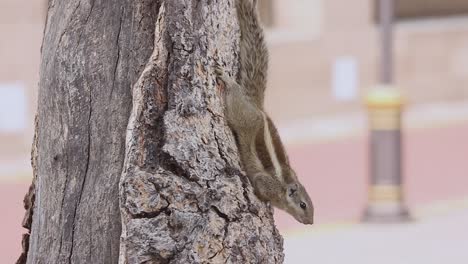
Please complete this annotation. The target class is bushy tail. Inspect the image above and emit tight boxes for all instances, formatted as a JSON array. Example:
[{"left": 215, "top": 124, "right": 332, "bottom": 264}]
[{"left": 236, "top": 0, "right": 268, "bottom": 107}]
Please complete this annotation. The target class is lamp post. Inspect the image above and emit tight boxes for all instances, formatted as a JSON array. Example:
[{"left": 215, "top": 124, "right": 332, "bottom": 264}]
[{"left": 363, "top": 0, "right": 410, "bottom": 222}]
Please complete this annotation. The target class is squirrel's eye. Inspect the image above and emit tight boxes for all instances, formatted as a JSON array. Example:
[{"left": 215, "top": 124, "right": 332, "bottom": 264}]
[{"left": 300, "top": 202, "right": 307, "bottom": 209}]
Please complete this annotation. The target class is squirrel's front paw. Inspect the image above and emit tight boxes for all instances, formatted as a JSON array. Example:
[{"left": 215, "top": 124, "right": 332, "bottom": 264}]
[
  {"left": 214, "top": 63, "right": 226, "bottom": 79},
  {"left": 214, "top": 63, "right": 238, "bottom": 89}
]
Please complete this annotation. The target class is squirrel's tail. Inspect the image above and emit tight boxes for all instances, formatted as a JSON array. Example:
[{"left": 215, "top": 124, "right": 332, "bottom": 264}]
[{"left": 236, "top": 0, "right": 268, "bottom": 107}]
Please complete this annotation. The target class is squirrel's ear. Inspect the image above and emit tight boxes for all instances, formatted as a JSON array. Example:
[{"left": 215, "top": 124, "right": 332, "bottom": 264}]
[{"left": 287, "top": 183, "right": 298, "bottom": 197}]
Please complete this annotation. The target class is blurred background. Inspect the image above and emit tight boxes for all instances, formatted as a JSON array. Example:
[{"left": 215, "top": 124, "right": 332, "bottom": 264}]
[{"left": 1, "top": 0, "right": 468, "bottom": 263}]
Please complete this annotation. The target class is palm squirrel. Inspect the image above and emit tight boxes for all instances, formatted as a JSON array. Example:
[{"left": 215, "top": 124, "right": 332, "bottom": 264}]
[{"left": 216, "top": 0, "right": 314, "bottom": 225}]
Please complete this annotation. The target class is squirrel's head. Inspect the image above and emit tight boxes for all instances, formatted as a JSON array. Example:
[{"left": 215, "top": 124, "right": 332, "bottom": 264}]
[{"left": 284, "top": 182, "right": 314, "bottom": 225}]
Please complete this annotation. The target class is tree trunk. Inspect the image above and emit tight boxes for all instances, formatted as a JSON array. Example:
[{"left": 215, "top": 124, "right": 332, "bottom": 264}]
[{"left": 21, "top": 1, "right": 284, "bottom": 263}]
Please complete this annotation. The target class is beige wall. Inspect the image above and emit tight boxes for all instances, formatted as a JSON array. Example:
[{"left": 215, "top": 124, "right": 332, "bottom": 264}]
[
  {"left": 265, "top": 0, "right": 468, "bottom": 122},
  {"left": 274, "top": 0, "right": 323, "bottom": 34},
  {"left": 0, "top": 0, "right": 45, "bottom": 160}
]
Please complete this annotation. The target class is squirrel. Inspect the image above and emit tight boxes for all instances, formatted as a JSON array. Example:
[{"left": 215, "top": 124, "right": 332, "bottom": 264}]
[{"left": 215, "top": 0, "right": 314, "bottom": 225}]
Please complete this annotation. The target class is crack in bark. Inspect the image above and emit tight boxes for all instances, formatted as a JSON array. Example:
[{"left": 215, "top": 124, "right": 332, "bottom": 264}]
[
  {"left": 211, "top": 119, "right": 230, "bottom": 166},
  {"left": 160, "top": 151, "right": 202, "bottom": 187},
  {"left": 212, "top": 205, "right": 232, "bottom": 262},
  {"left": 57, "top": 1, "right": 81, "bottom": 49},
  {"left": 131, "top": 204, "right": 170, "bottom": 219},
  {"left": 208, "top": 243, "right": 225, "bottom": 260},
  {"left": 68, "top": 63, "right": 94, "bottom": 264},
  {"left": 211, "top": 205, "right": 229, "bottom": 222},
  {"left": 130, "top": 179, "right": 171, "bottom": 219},
  {"left": 111, "top": 7, "right": 124, "bottom": 101},
  {"left": 56, "top": 55, "right": 74, "bottom": 264},
  {"left": 76, "top": 0, "right": 96, "bottom": 49}
]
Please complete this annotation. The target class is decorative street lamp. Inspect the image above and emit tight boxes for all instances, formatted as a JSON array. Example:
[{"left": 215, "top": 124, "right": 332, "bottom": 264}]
[{"left": 363, "top": 0, "right": 410, "bottom": 222}]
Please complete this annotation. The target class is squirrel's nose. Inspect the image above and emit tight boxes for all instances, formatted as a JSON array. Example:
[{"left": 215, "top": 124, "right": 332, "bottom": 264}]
[
  {"left": 307, "top": 214, "right": 314, "bottom": 225},
  {"left": 302, "top": 217, "right": 313, "bottom": 225}
]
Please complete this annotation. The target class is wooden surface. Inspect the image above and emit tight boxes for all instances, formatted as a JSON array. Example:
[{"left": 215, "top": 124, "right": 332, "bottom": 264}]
[
  {"left": 118, "top": 1, "right": 284, "bottom": 263},
  {"left": 22, "top": 0, "right": 284, "bottom": 263},
  {"left": 24, "top": 0, "right": 161, "bottom": 263}
]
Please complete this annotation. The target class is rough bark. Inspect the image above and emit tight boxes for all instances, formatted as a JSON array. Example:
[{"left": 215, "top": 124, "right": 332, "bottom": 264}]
[
  {"left": 17, "top": 116, "right": 38, "bottom": 264},
  {"left": 119, "top": 1, "right": 283, "bottom": 263},
  {"left": 24, "top": 0, "right": 160, "bottom": 263},
  {"left": 22, "top": 0, "right": 284, "bottom": 263}
]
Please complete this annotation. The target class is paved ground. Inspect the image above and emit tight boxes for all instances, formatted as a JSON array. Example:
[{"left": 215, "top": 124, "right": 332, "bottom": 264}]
[{"left": 284, "top": 205, "right": 468, "bottom": 264}]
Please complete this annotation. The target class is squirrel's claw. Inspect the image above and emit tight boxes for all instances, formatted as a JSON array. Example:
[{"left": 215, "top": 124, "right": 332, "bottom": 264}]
[
  {"left": 215, "top": 64, "right": 234, "bottom": 87},
  {"left": 214, "top": 63, "right": 226, "bottom": 78}
]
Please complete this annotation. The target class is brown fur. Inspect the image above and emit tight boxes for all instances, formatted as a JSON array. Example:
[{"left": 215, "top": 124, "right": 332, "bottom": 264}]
[
  {"left": 236, "top": 0, "right": 268, "bottom": 107},
  {"left": 215, "top": 0, "right": 314, "bottom": 225}
]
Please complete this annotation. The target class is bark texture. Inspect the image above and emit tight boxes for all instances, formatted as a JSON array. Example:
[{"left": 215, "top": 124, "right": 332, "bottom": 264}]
[
  {"left": 24, "top": 0, "right": 160, "bottom": 263},
  {"left": 23, "top": 0, "right": 284, "bottom": 263},
  {"left": 119, "top": 1, "right": 283, "bottom": 263}
]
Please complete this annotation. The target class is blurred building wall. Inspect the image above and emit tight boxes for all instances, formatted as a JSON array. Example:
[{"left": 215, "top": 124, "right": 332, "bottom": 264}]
[
  {"left": 0, "top": 0, "right": 45, "bottom": 170},
  {"left": 263, "top": 0, "right": 468, "bottom": 122}
]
